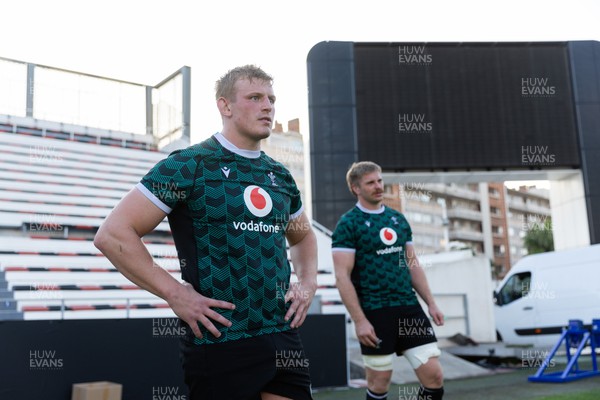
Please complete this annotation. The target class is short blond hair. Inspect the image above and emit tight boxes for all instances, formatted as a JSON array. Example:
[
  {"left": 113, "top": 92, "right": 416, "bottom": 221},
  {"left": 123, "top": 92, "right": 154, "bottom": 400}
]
[
  {"left": 346, "top": 161, "right": 382, "bottom": 196},
  {"left": 215, "top": 65, "right": 273, "bottom": 101}
]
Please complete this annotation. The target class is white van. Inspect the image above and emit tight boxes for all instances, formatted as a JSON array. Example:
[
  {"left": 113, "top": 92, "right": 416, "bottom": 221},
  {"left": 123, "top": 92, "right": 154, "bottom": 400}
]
[{"left": 494, "top": 244, "right": 600, "bottom": 348}]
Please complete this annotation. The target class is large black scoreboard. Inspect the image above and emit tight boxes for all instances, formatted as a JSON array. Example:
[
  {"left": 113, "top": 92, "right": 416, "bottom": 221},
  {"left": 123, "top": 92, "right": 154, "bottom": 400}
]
[
  {"left": 353, "top": 42, "right": 579, "bottom": 170},
  {"left": 307, "top": 40, "right": 600, "bottom": 242}
]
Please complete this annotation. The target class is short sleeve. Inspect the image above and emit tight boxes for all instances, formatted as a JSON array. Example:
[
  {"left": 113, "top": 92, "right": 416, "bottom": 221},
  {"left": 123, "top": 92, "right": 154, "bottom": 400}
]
[
  {"left": 137, "top": 149, "right": 197, "bottom": 214},
  {"left": 289, "top": 185, "right": 303, "bottom": 220},
  {"left": 331, "top": 215, "right": 356, "bottom": 253},
  {"left": 282, "top": 170, "right": 303, "bottom": 220},
  {"left": 401, "top": 213, "right": 413, "bottom": 244}
]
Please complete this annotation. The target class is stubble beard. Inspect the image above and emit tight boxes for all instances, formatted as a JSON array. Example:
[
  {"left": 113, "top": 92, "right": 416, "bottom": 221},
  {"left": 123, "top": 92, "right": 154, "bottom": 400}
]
[
  {"left": 361, "top": 192, "right": 383, "bottom": 207},
  {"left": 237, "top": 124, "right": 272, "bottom": 145}
]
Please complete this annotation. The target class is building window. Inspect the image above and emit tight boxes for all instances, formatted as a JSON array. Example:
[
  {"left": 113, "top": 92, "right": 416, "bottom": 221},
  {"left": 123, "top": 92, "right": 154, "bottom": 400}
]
[
  {"left": 418, "top": 193, "right": 431, "bottom": 203},
  {"left": 494, "top": 245, "right": 505, "bottom": 256}
]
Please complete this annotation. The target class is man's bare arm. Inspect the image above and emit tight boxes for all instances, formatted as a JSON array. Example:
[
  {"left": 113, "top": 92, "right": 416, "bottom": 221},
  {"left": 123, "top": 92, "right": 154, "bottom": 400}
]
[
  {"left": 94, "top": 188, "right": 235, "bottom": 338},
  {"left": 405, "top": 243, "right": 444, "bottom": 326},
  {"left": 333, "top": 251, "right": 379, "bottom": 347},
  {"left": 284, "top": 212, "right": 318, "bottom": 329}
]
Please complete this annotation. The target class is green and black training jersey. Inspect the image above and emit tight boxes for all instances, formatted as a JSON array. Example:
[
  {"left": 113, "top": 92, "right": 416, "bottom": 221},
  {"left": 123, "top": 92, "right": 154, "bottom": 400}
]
[
  {"left": 332, "top": 203, "right": 419, "bottom": 311},
  {"left": 137, "top": 133, "right": 303, "bottom": 345}
]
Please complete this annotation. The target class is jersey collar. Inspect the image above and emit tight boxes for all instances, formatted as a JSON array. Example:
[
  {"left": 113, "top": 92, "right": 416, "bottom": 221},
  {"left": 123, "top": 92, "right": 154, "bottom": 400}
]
[
  {"left": 355, "top": 201, "right": 385, "bottom": 214},
  {"left": 214, "top": 132, "right": 262, "bottom": 159}
]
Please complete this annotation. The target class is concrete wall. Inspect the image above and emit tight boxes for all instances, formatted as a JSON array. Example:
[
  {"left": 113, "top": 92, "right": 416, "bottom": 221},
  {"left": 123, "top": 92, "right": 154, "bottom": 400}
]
[
  {"left": 421, "top": 251, "right": 497, "bottom": 343},
  {"left": 550, "top": 172, "right": 591, "bottom": 250}
]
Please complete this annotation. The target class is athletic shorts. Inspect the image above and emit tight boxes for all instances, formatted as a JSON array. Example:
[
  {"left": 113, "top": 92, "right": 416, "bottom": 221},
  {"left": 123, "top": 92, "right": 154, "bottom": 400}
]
[
  {"left": 180, "top": 329, "right": 313, "bottom": 400},
  {"left": 361, "top": 305, "right": 438, "bottom": 356}
]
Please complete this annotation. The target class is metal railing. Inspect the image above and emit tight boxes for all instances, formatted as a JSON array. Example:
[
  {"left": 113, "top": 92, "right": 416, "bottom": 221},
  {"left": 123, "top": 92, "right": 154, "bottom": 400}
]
[
  {"left": 0, "top": 297, "right": 172, "bottom": 320},
  {"left": 1, "top": 293, "right": 471, "bottom": 338}
]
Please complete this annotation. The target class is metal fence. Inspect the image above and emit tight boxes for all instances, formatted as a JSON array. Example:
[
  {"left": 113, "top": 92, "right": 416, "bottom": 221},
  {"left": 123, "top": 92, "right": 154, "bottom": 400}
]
[{"left": 0, "top": 56, "right": 190, "bottom": 148}]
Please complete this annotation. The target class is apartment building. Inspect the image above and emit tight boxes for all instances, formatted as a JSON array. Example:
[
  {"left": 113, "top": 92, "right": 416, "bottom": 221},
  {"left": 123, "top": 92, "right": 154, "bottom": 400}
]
[{"left": 384, "top": 181, "right": 551, "bottom": 278}]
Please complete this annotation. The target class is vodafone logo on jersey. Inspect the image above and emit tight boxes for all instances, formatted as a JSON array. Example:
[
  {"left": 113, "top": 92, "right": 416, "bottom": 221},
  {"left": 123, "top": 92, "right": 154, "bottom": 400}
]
[
  {"left": 376, "top": 227, "right": 403, "bottom": 255},
  {"left": 243, "top": 185, "right": 273, "bottom": 217},
  {"left": 379, "top": 227, "right": 398, "bottom": 245},
  {"left": 234, "top": 186, "right": 279, "bottom": 233}
]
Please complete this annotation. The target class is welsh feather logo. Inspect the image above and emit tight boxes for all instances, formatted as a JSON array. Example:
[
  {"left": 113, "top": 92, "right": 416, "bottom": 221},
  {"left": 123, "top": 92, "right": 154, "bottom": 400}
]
[
  {"left": 243, "top": 185, "right": 273, "bottom": 217},
  {"left": 379, "top": 227, "right": 397, "bottom": 245}
]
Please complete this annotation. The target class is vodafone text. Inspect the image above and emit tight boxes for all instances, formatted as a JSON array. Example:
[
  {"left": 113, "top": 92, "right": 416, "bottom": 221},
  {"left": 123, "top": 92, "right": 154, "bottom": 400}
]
[
  {"left": 376, "top": 246, "right": 403, "bottom": 255},
  {"left": 233, "top": 220, "right": 280, "bottom": 233}
]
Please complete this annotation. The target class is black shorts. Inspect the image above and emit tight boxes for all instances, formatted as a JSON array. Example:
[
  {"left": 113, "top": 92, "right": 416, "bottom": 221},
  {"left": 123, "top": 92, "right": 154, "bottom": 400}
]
[
  {"left": 180, "top": 329, "right": 313, "bottom": 400},
  {"left": 361, "top": 305, "right": 438, "bottom": 356}
]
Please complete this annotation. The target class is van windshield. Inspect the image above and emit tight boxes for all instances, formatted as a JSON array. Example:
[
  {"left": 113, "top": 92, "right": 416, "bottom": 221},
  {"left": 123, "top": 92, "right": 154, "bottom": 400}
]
[{"left": 497, "top": 272, "right": 532, "bottom": 305}]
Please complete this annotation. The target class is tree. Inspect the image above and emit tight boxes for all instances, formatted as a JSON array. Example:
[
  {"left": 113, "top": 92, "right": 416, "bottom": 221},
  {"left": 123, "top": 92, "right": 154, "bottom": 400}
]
[{"left": 523, "top": 218, "right": 554, "bottom": 254}]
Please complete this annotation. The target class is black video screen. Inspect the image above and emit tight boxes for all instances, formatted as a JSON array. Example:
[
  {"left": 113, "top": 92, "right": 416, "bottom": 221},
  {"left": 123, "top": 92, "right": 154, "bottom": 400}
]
[{"left": 354, "top": 42, "right": 580, "bottom": 170}]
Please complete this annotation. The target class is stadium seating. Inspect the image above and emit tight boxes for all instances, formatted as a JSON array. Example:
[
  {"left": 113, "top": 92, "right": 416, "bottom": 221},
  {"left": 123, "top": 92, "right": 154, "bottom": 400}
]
[
  {"left": 0, "top": 117, "right": 179, "bottom": 319},
  {"left": 0, "top": 116, "right": 342, "bottom": 321}
]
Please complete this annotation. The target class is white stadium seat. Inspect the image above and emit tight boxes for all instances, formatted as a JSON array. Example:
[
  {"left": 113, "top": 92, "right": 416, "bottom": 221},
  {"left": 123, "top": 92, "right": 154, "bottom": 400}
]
[{"left": 0, "top": 118, "right": 343, "bottom": 321}]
